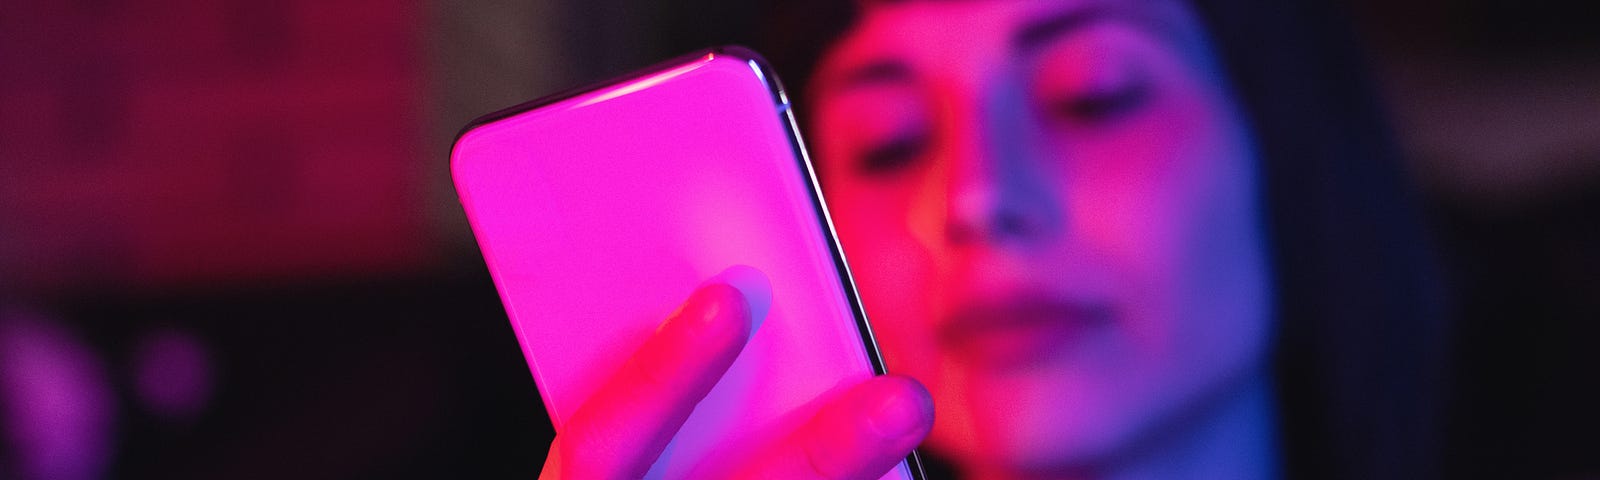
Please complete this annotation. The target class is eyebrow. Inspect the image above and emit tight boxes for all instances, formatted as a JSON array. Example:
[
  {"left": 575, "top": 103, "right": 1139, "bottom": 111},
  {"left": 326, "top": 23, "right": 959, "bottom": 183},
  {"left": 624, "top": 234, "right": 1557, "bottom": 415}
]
[
  {"left": 822, "top": 57, "right": 913, "bottom": 96},
  {"left": 1011, "top": 7, "right": 1113, "bottom": 54}
]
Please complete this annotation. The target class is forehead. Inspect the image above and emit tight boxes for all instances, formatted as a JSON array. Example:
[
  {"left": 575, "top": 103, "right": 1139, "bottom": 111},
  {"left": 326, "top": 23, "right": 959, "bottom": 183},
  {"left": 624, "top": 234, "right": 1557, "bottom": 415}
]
[
  {"left": 827, "top": 0, "right": 1074, "bottom": 74},
  {"left": 817, "top": 0, "right": 1187, "bottom": 90},
  {"left": 858, "top": 0, "right": 1092, "bottom": 46},
  {"left": 825, "top": 0, "right": 1100, "bottom": 63}
]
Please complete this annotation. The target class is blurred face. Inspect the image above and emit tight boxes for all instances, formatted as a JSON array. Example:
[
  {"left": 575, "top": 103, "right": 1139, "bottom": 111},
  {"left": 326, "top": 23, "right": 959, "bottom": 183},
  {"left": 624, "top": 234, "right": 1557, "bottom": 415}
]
[{"left": 811, "top": 0, "right": 1272, "bottom": 474}]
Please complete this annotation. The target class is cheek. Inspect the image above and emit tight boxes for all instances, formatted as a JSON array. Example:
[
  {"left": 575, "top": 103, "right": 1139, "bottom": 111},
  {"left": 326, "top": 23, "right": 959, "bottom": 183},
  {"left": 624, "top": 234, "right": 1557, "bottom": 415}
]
[
  {"left": 1163, "top": 107, "right": 1271, "bottom": 370},
  {"left": 1064, "top": 78, "right": 1267, "bottom": 372},
  {"left": 822, "top": 180, "right": 944, "bottom": 379}
]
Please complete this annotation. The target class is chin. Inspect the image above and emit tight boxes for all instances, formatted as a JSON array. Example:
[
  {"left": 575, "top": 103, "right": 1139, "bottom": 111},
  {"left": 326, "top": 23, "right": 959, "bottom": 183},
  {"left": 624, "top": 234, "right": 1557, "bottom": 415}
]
[{"left": 930, "top": 358, "right": 1160, "bottom": 475}]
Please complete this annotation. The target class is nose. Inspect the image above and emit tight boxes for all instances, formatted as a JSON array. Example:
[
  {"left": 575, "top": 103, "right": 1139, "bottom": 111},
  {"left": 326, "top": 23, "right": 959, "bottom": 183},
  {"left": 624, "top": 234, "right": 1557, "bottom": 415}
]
[
  {"left": 945, "top": 167, "right": 1040, "bottom": 246},
  {"left": 939, "top": 86, "right": 1060, "bottom": 247}
]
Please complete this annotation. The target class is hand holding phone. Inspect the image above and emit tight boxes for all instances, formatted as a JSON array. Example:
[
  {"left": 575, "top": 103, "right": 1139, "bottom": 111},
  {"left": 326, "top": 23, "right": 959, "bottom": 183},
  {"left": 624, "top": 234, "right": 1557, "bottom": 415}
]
[
  {"left": 538, "top": 276, "right": 932, "bottom": 479},
  {"left": 452, "top": 47, "right": 930, "bottom": 478}
]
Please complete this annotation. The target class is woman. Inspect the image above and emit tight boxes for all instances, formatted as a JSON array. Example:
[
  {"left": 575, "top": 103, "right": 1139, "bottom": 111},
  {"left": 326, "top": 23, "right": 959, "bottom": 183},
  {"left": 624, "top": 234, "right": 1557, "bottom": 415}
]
[{"left": 540, "top": 0, "right": 1445, "bottom": 478}]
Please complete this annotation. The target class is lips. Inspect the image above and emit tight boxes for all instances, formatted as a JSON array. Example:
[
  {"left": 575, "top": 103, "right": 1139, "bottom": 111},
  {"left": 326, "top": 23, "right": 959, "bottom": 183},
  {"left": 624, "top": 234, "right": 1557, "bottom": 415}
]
[{"left": 939, "top": 295, "right": 1113, "bottom": 370}]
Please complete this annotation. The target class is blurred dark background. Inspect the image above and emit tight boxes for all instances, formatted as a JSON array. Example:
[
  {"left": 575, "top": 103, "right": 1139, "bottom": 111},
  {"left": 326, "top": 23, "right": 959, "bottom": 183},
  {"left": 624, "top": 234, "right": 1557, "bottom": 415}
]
[{"left": 1, "top": 0, "right": 1596, "bottom": 478}]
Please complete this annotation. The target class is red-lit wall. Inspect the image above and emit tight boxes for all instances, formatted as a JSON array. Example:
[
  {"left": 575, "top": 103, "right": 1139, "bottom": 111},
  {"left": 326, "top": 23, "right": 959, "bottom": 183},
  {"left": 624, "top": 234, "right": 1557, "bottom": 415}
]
[{"left": 2, "top": 0, "right": 430, "bottom": 291}]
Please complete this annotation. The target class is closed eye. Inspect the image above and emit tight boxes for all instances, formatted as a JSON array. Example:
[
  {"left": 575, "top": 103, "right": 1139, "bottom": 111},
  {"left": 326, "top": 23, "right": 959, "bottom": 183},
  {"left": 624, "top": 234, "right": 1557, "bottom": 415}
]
[
  {"left": 858, "top": 133, "right": 929, "bottom": 175},
  {"left": 1052, "top": 80, "right": 1150, "bottom": 124}
]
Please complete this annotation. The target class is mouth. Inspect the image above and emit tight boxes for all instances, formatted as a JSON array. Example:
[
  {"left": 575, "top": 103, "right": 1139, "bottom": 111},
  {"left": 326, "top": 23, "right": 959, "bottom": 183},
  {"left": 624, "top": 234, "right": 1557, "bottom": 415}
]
[{"left": 940, "top": 295, "right": 1114, "bottom": 370}]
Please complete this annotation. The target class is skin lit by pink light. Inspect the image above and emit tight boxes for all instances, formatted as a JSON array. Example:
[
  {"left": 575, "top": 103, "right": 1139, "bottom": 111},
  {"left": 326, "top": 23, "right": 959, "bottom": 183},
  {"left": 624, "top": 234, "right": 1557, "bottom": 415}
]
[{"left": 812, "top": 0, "right": 1274, "bottom": 477}]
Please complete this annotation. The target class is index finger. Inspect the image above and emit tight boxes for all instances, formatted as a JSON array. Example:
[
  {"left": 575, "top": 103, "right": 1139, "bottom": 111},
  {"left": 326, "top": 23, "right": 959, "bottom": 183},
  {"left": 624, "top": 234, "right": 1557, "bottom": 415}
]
[{"left": 544, "top": 277, "right": 764, "bottom": 479}]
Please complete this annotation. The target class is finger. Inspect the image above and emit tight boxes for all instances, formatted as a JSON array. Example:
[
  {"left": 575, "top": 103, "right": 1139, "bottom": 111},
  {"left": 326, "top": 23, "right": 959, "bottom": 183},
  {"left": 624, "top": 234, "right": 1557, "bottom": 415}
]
[
  {"left": 548, "top": 281, "right": 758, "bottom": 480},
  {"left": 740, "top": 375, "right": 934, "bottom": 480}
]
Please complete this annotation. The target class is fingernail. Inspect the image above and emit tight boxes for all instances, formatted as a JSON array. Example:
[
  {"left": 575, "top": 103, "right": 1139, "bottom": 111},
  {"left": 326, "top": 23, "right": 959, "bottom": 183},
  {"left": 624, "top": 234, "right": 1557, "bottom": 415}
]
[
  {"left": 867, "top": 381, "right": 930, "bottom": 439},
  {"left": 675, "top": 284, "right": 750, "bottom": 342},
  {"left": 699, "top": 265, "right": 772, "bottom": 339}
]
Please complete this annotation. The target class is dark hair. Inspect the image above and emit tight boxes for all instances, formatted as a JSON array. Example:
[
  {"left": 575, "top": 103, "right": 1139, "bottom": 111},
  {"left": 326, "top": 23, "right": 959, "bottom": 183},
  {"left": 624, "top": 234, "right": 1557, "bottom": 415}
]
[
  {"left": 1193, "top": 2, "right": 1451, "bottom": 480},
  {"left": 756, "top": 0, "right": 1449, "bottom": 479}
]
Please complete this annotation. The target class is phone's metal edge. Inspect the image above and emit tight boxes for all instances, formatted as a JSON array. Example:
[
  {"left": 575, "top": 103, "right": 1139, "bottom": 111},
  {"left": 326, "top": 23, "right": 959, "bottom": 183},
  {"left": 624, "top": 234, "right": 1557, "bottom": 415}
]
[{"left": 719, "top": 46, "right": 931, "bottom": 480}]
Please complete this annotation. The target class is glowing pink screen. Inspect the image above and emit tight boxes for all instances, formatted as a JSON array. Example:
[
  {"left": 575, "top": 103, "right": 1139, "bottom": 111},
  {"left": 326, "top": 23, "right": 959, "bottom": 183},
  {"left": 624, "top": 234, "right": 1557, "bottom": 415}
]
[{"left": 452, "top": 52, "right": 910, "bottom": 478}]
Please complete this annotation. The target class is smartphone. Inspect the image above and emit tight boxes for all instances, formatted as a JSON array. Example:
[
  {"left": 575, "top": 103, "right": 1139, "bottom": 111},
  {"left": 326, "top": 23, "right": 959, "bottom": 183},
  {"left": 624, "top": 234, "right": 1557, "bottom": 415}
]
[{"left": 451, "top": 47, "right": 924, "bottom": 479}]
